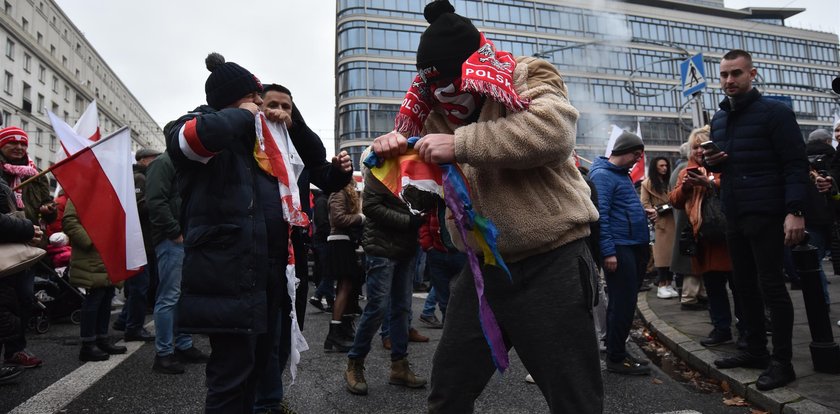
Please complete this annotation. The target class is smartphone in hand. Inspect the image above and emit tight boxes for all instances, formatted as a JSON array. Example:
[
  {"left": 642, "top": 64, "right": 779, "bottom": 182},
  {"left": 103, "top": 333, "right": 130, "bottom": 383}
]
[{"left": 700, "top": 141, "right": 721, "bottom": 155}]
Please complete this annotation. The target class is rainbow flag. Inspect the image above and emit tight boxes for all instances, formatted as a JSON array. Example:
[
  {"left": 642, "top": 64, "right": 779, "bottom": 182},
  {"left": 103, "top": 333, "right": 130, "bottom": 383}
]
[{"left": 364, "top": 138, "right": 511, "bottom": 372}]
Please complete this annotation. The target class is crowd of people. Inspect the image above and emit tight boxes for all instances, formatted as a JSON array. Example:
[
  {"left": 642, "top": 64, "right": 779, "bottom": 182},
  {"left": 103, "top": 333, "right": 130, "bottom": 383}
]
[{"left": 1, "top": 0, "right": 838, "bottom": 412}]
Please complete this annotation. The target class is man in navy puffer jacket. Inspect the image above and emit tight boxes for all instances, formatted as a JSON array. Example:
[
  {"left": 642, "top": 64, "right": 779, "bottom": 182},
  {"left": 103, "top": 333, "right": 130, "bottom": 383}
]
[
  {"left": 589, "top": 131, "right": 654, "bottom": 375},
  {"left": 705, "top": 49, "right": 808, "bottom": 391}
]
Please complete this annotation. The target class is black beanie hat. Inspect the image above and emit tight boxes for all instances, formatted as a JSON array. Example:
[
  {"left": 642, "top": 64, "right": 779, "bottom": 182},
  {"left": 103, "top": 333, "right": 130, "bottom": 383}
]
[
  {"left": 204, "top": 53, "right": 263, "bottom": 110},
  {"left": 611, "top": 131, "right": 645, "bottom": 156},
  {"left": 416, "top": 0, "right": 481, "bottom": 82}
]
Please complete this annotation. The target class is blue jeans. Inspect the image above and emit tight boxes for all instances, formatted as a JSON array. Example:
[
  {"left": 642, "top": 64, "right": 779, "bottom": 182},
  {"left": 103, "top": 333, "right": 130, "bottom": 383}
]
[
  {"left": 154, "top": 239, "right": 192, "bottom": 356},
  {"left": 604, "top": 244, "right": 649, "bottom": 363},
  {"left": 424, "top": 250, "right": 465, "bottom": 318},
  {"left": 117, "top": 267, "right": 149, "bottom": 331},
  {"left": 312, "top": 242, "right": 334, "bottom": 301},
  {"left": 422, "top": 288, "right": 438, "bottom": 317},
  {"left": 349, "top": 254, "right": 416, "bottom": 361},
  {"left": 80, "top": 286, "right": 115, "bottom": 341}
]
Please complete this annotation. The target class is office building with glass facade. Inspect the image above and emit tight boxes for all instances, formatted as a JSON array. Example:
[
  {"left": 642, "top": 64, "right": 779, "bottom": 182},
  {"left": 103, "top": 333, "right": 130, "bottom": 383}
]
[{"left": 335, "top": 0, "right": 839, "bottom": 165}]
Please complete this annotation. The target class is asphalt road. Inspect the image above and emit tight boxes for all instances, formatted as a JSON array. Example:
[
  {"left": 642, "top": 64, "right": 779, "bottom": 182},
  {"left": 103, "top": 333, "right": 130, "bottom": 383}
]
[{"left": 2, "top": 291, "right": 755, "bottom": 414}]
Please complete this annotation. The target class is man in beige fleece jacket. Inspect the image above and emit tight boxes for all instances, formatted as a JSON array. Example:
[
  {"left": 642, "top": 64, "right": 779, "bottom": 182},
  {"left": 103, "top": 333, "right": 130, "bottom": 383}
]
[{"left": 371, "top": 1, "right": 602, "bottom": 413}]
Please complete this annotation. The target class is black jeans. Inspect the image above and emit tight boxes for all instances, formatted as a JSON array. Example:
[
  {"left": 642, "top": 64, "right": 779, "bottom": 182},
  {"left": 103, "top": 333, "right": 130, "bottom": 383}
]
[
  {"left": 0, "top": 270, "right": 33, "bottom": 357},
  {"left": 80, "top": 286, "right": 115, "bottom": 341},
  {"left": 604, "top": 244, "right": 649, "bottom": 363},
  {"left": 726, "top": 214, "right": 793, "bottom": 362},
  {"left": 702, "top": 271, "right": 745, "bottom": 335}
]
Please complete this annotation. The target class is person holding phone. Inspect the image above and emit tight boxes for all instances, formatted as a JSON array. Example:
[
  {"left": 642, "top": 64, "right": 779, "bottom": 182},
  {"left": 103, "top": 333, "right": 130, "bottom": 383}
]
[
  {"left": 670, "top": 126, "right": 747, "bottom": 349},
  {"left": 640, "top": 157, "right": 678, "bottom": 299},
  {"left": 704, "top": 49, "right": 809, "bottom": 391}
]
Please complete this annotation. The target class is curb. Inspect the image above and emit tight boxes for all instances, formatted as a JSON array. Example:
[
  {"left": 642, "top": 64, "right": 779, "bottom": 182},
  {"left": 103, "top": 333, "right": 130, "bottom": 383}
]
[{"left": 636, "top": 291, "right": 836, "bottom": 414}]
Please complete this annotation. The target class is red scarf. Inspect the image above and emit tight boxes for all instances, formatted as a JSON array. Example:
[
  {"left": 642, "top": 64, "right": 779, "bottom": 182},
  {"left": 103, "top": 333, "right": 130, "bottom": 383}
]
[
  {"left": 395, "top": 33, "right": 529, "bottom": 137},
  {"left": 2, "top": 158, "right": 38, "bottom": 209}
]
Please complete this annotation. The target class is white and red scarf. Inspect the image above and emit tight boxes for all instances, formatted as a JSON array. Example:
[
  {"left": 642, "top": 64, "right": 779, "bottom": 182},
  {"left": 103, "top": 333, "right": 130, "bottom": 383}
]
[
  {"left": 2, "top": 159, "right": 38, "bottom": 209},
  {"left": 395, "top": 33, "right": 529, "bottom": 137}
]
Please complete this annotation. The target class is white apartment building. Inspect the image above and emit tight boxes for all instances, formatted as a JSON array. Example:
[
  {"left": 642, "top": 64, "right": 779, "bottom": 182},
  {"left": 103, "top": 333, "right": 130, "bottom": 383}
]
[{"left": 0, "top": 0, "right": 163, "bottom": 171}]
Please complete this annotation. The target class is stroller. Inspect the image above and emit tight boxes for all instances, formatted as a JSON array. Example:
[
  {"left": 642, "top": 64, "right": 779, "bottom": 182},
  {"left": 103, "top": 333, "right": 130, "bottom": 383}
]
[{"left": 30, "top": 260, "right": 84, "bottom": 334}]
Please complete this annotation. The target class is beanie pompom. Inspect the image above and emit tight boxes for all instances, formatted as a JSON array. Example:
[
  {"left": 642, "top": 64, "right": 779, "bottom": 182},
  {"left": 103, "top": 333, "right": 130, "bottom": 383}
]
[
  {"left": 205, "top": 52, "right": 226, "bottom": 72},
  {"left": 424, "top": 0, "right": 455, "bottom": 24}
]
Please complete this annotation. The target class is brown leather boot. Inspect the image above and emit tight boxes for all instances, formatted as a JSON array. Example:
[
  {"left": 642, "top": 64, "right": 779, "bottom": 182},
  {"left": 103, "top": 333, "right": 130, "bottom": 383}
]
[
  {"left": 389, "top": 357, "right": 427, "bottom": 388},
  {"left": 408, "top": 327, "right": 429, "bottom": 342},
  {"left": 382, "top": 337, "right": 391, "bottom": 350},
  {"left": 345, "top": 358, "right": 368, "bottom": 395}
]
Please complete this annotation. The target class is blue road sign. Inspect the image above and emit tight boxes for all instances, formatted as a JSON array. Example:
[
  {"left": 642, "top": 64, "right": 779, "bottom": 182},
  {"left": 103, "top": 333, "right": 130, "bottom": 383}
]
[{"left": 680, "top": 53, "right": 707, "bottom": 97}]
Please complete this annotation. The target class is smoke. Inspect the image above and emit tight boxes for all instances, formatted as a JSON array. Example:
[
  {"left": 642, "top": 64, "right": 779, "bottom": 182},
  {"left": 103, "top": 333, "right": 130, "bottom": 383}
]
[{"left": 557, "top": 2, "right": 632, "bottom": 160}]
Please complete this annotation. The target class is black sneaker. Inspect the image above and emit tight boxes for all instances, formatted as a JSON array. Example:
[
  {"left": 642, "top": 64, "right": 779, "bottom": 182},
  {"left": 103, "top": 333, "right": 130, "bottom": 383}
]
[
  {"left": 606, "top": 357, "right": 651, "bottom": 375},
  {"left": 713, "top": 352, "right": 770, "bottom": 369},
  {"left": 756, "top": 360, "right": 796, "bottom": 391},
  {"left": 626, "top": 353, "right": 650, "bottom": 366},
  {"left": 308, "top": 296, "right": 327, "bottom": 312},
  {"left": 736, "top": 335, "right": 748, "bottom": 350},
  {"left": 419, "top": 314, "right": 443, "bottom": 329},
  {"left": 700, "top": 330, "right": 733, "bottom": 347},
  {"left": 153, "top": 354, "right": 185, "bottom": 375},
  {"left": 175, "top": 346, "right": 209, "bottom": 363},
  {"left": 124, "top": 328, "right": 155, "bottom": 342},
  {"left": 0, "top": 366, "right": 23, "bottom": 384}
]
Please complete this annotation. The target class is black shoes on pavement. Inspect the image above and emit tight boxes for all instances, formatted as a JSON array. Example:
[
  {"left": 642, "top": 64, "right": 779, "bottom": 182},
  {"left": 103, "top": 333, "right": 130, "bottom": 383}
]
[
  {"left": 756, "top": 360, "right": 796, "bottom": 391},
  {"left": 713, "top": 352, "right": 770, "bottom": 370},
  {"left": 0, "top": 366, "right": 23, "bottom": 384},
  {"left": 97, "top": 338, "right": 127, "bottom": 355},
  {"left": 79, "top": 341, "right": 110, "bottom": 361},
  {"left": 700, "top": 330, "right": 733, "bottom": 347},
  {"left": 606, "top": 357, "right": 651, "bottom": 375},
  {"left": 153, "top": 354, "right": 185, "bottom": 375},
  {"left": 175, "top": 346, "right": 209, "bottom": 363},
  {"left": 124, "top": 328, "right": 155, "bottom": 342}
]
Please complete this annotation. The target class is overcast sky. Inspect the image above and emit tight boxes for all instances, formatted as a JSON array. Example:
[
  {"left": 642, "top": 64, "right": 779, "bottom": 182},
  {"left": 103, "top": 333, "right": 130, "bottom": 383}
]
[{"left": 54, "top": 0, "right": 838, "bottom": 156}]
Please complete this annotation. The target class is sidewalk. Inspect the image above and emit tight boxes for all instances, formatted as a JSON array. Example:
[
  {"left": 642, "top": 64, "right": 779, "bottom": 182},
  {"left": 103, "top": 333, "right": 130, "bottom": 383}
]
[{"left": 638, "top": 263, "right": 840, "bottom": 414}]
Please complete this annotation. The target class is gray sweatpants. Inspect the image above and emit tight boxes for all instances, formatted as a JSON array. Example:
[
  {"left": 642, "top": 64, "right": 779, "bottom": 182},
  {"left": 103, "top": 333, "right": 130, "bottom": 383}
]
[{"left": 427, "top": 239, "right": 604, "bottom": 414}]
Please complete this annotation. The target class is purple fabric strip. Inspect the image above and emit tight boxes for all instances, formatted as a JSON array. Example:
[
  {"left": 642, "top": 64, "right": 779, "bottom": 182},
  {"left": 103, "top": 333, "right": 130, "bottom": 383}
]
[{"left": 441, "top": 165, "right": 509, "bottom": 373}]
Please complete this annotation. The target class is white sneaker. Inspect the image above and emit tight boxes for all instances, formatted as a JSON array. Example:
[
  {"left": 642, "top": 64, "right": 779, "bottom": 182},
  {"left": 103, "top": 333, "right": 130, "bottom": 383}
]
[
  {"left": 666, "top": 285, "right": 679, "bottom": 296},
  {"left": 657, "top": 286, "right": 678, "bottom": 299},
  {"left": 525, "top": 374, "right": 535, "bottom": 384}
]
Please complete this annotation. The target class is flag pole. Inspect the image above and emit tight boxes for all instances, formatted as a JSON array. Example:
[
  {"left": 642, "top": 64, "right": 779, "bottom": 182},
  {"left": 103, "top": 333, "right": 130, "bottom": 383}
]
[{"left": 13, "top": 126, "right": 130, "bottom": 191}]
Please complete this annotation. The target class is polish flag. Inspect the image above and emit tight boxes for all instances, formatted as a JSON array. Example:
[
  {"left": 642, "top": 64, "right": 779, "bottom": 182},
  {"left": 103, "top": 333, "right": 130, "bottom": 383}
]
[
  {"left": 49, "top": 101, "right": 100, "bottom": 195},
  {"left": 50, "top": 126, "right": 146, "bottom": 283},
  {"left": 629, "top": 122, "right": 645, "bottom": 183}
]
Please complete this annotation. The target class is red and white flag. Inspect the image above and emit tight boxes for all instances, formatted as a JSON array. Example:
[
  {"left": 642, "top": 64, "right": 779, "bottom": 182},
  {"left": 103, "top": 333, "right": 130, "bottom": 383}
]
[
  {"left": 629, "top": 122, "right": 646, "bottom": 183},
  {"left": 49, "top": 101, "right": 101, "bottom": 196},
  {"left": 50, "top": 127, "right": 146, "bottom": 283}
]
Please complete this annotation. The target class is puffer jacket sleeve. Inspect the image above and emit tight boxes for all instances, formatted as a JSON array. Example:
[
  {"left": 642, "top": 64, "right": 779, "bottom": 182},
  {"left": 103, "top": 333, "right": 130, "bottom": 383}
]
[
  {"left": 328, "top": 191, "right": 363, "bottom": 230},
  {"left": 452, "top": 57, "right": 578, "bottom": 169},
  {"left": 590, "top": 170, "right": 617, "bottom": 258},
  {"left": 769, "top": 108, "right": 809, "bottom": 214},
  {"left": 166, "top": 107, "right": 255, "bottom": 165},
  {"left": 145, "top": 155, "right": 180, "bottom": 241},
  {"left": 362, "top": 186, "right": 411, "bottom": 231}
]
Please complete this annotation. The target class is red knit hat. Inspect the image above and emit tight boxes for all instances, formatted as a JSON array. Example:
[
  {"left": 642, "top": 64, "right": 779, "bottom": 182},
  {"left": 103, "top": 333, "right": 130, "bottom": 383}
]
[{"left": 0, "top": 127, "right": 28, "bottom": 149}]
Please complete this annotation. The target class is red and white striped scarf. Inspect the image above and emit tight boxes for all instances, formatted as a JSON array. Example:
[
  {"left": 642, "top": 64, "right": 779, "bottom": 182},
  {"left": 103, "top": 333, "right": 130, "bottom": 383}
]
[
  {"left": 2, "top": 159, "right": 38, "bottom": 209},
  {"left": 395, "top": 33, "right": 529, "bottom": 137}
]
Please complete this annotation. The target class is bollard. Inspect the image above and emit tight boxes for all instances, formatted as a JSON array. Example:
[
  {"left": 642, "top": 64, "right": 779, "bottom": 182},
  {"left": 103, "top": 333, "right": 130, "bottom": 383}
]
[{"left": 791, "top": 234, "right": 840, "bottom": 374}]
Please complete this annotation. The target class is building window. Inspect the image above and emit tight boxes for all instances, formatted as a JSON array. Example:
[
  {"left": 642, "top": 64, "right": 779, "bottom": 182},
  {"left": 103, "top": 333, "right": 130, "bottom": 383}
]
[
  {"left": 50, "top": 44, "right": 55, "bottom": 56},
  {"left": 52, "top": 76, "right": 58, "bottom": 92},
  {"left": 2, "top": 110, "right": 11, "bottom": 127},
  {"left": 62, "top": 55, "right": 67, "bottom": 67},
  {"left": 21, "top": 17, "right": 28, "bottom": 31},
  {"left": 22, "top": 53, "right": 30, "bottom": 72},
  {"left": 20, "top": 120, "right": 28, "bottom": 135},
  {"left": 64, "top": 85, "right": 69, "bottom": 102},
  {"left": 38, "top": 65, "right": 45, "bottom": 83},
  {"left": 5, "top": 39, "right": 14, "bottom": 59},
  {"left": 34, "top": 157, "right": 42, "bottom": 169},
  {"left": 37, "top": 93, "right": 44, "bottom": 113},
  {"left": 35, "top": 127, "right": 42, "bottom": 144},
  {"left": 4, "top": 1, "right": 11, "bottom": 15},
  {"left": 3, "top": 71, "right": 12, "bottom": 94},
  {"left": 37, "top": 32, "right": 43, "bottom": 45},
  {"left": 49, "top": 134, "right": 56, "bottom": 150},
  {"left": 22, "top": 82, "right": 31, "bottom": 112}
]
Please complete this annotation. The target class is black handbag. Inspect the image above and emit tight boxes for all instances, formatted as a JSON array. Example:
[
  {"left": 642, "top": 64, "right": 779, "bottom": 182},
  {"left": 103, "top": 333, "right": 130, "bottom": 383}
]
[
  {"left": 678, "top": 223, "right": 696, "bottom": 256},
  {"left": 698, "top": 187, "right": 727, "bottom": 241}
]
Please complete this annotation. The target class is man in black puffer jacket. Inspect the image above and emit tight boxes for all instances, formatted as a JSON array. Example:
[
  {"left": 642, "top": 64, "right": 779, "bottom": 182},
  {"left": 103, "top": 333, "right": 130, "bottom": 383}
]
[
  {"left": 166, "top": 54, "right": 351, "bottom": 413},
  {"left": 705, "top": 49, "right": 809, "bottom": 392}
]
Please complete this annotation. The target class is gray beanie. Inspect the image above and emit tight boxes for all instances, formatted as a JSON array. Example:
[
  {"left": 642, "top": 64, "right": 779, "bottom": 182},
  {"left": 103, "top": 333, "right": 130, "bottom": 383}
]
[
  {"left": 611, "top": 131, "right": 644, "bottom": 155},
  {"left": 808, "top": 129, "right": 832, "bottom": 144}
]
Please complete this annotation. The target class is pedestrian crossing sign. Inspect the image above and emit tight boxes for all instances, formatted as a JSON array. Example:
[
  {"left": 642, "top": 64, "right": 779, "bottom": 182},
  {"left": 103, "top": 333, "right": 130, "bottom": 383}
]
[{"left": 680, "top": 53, "right": 707, "bottom": 97}]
